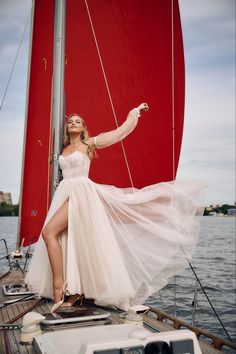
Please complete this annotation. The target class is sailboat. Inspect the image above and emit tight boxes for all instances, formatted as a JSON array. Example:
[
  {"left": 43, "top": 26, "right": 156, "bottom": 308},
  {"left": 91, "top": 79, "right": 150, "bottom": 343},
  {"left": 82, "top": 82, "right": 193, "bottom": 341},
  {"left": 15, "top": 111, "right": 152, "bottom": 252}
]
[
  {"left": 0, "top": 0, "right": 235, "bottom": 353},
  {"left": 18, "top": 0, "right": 185, "bottom": 247}
]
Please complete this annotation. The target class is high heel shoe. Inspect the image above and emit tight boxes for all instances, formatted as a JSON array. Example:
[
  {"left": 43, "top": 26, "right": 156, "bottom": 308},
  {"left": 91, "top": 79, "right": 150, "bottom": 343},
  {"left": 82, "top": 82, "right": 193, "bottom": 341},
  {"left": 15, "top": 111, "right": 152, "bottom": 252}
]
[
  {"left": 61, "top": 293, "right": 85, "bottom": 308},
  {"left": 50, "top": 282, "right": 67, "bottom": 313}
]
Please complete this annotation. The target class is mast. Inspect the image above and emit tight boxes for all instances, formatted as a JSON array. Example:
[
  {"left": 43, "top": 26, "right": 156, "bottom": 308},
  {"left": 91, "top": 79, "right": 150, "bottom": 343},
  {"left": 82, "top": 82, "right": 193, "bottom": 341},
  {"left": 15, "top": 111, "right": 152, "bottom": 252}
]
[
  {"left": 16, "top": 1, "right": 36, "bottom": 249},
  {"left": 17, "top": 0, "right": 65, "bottom": 248},
  {"left": 51, "top": 0, "right": 66, "bottom": 196}
]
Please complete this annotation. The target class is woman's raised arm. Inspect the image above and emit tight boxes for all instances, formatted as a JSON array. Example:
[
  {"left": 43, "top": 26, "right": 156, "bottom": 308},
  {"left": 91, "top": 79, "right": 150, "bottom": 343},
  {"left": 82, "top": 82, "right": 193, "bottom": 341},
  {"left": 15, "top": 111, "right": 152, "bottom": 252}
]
[{"left": 88, "top": 103, "right": 149, "bottom": 149}]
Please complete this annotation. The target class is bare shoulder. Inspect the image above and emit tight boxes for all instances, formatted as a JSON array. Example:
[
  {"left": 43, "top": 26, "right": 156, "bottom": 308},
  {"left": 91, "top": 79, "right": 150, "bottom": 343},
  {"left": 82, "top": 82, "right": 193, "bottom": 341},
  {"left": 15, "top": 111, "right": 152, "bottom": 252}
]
[{"left": 62, "top": 145, "right": 70, "bottom": 154}]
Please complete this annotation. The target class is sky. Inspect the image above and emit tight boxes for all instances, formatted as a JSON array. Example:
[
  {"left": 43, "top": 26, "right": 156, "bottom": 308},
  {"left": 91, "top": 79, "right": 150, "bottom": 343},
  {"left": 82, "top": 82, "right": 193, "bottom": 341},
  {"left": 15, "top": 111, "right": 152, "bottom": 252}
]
[{"left": 0, "top": 0, "right": 235, "bottom": 205}]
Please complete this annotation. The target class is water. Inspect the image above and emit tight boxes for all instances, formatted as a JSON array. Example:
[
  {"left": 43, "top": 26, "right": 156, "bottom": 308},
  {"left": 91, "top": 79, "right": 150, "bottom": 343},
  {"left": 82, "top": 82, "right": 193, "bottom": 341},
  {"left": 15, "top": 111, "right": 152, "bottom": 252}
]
[
  {"left": 0, "top": 216, "right": 235, "bottom": 344},
  {"left": 146, "top": 216, "right": 236, "bottom": 345}
]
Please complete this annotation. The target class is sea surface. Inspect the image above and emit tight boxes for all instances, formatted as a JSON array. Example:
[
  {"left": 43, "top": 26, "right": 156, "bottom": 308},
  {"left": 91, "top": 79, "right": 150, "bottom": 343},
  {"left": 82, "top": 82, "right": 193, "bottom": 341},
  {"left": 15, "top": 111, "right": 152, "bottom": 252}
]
[{"left": 0, "top": 216, "right": 235, "bottom": 346}]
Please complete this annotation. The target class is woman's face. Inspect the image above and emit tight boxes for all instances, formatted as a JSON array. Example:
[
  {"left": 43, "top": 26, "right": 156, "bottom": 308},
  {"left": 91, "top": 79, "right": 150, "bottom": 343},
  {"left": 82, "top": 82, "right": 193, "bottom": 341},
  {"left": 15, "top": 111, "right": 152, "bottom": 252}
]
[{"left": 67, "top": 115, "right": 84, "bottom": 134}]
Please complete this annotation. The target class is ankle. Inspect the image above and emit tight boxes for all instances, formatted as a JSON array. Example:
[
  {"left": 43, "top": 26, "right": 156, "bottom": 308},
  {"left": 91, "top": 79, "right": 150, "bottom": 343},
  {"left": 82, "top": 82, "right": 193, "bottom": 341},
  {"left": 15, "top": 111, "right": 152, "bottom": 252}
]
[
  {"left": 53, "top": 281, "right": 65, "bottom": 303},
  {"left": 53, "top": 280, "right": 64, "bottom": 291}
]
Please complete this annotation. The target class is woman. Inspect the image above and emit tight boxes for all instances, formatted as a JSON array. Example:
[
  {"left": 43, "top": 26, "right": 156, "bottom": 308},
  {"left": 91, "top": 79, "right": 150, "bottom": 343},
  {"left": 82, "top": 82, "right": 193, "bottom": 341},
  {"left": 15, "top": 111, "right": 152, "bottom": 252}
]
[{"left": 25, "top": 103, "right": 204, "bottom": 311}]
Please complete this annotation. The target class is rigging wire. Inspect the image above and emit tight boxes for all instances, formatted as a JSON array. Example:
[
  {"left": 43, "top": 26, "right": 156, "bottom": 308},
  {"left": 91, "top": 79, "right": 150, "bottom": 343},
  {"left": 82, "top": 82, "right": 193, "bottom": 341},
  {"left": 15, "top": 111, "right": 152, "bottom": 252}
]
[
  {"left": 188, "top": 260, "right": 233, "bottom": 342},
  {"left": 0, "top": 10, "right": 31, "bottom": 112},
  {"left": 84, "top": 0, "right": 135, "bottom": 188}
]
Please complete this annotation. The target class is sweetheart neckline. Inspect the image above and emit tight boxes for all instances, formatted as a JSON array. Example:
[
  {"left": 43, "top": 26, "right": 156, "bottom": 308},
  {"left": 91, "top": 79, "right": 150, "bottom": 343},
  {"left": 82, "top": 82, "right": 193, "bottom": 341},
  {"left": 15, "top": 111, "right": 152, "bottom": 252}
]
[{"left": 60, "top": 150, "right": 90, "bottom": 160}]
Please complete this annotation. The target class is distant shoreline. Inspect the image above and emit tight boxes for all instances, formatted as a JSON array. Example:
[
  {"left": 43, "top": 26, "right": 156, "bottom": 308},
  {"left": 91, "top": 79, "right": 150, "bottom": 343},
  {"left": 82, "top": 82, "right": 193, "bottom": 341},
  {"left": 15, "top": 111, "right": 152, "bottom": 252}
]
[{"left": 0, "top": 203, "right": 235, "bottom": 217}]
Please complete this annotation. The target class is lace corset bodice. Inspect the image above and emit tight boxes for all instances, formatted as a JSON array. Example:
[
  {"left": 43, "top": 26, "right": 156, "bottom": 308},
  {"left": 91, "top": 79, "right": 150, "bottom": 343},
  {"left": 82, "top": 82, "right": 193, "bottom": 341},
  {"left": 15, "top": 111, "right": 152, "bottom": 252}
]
[{"left": 59, "top": 151, "right": 90, "bottom": 179}]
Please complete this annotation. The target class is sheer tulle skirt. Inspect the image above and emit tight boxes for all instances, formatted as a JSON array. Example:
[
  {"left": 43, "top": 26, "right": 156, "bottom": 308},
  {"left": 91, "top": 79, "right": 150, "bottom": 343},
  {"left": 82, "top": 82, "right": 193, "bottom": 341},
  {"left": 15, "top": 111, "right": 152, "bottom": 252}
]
[{"left": 25, "top": 177, "right": 205, "bottom": 310}]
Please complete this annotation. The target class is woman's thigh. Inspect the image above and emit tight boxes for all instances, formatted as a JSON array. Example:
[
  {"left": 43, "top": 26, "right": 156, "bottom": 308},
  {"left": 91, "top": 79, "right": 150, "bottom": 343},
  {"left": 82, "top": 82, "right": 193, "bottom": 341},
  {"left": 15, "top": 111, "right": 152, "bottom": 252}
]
[{"left": 43, "top": 200, "right": 69, "bottom": 238}]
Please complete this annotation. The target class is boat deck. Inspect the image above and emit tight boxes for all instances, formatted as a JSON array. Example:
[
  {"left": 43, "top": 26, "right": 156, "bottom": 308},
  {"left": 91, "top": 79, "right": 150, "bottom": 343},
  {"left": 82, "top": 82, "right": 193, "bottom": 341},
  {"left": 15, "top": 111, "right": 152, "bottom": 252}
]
[{"left": 0, "top": 270, "right": 235, "bottom": 354}]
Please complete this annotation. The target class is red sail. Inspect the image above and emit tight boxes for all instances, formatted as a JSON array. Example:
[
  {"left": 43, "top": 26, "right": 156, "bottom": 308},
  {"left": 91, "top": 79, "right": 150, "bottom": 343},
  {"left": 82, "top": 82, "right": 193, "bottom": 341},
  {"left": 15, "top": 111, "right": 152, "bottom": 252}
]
[
  {"left": 17, "top": 0, "right": 54, "bottom": 247},
  {"left": 18, "top": 0, "right": 184, "bottom": 246},
  {"left": 65, "top": 0, "right": 185, "bottom": 187}
]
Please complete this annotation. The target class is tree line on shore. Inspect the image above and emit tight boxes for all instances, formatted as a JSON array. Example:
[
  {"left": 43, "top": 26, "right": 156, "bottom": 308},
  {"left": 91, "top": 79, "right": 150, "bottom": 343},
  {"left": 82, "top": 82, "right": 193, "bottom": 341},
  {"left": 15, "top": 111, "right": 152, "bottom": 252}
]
[
  {"left": 0, "top": 202, "right": 19, "bottom": 216},
  {"left": 203, "top": 204, "right": 236, "bottom": 216},
  {"left": 0, "top": 202, "right": 235, "bottom": 217}
]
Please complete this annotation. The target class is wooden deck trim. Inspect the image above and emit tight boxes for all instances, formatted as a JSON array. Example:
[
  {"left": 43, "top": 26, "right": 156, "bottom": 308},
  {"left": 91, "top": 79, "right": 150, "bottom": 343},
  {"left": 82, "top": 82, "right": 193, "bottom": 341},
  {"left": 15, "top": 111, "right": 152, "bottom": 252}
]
[
  {"left": 1, "top": 304, "right": 19, "bottom": 354},
  {"left": 149, "top": 306, "right": 236, "bottom": 351}
]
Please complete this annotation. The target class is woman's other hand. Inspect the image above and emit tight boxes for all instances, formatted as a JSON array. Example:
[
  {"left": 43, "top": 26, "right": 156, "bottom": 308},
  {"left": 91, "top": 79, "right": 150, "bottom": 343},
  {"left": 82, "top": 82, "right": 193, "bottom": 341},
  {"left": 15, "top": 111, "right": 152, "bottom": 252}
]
[{"left": 137, "top": 103, "right": 149, "bottom": 114}]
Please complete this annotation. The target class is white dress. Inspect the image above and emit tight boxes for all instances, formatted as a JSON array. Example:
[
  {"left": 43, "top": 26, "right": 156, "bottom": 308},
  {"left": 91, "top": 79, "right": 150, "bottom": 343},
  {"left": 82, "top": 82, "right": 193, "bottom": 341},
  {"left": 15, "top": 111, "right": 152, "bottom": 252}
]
[{"left": 25, "top": 109, "right": 204, "bottom": 310}]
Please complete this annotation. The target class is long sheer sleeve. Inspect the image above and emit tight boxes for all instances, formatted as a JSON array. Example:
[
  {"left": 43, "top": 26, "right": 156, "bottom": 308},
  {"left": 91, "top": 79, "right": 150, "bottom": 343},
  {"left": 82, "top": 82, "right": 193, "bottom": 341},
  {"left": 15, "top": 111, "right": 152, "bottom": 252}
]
[{"left": 92, "top": 108, "right": 140, "bottom": 149}]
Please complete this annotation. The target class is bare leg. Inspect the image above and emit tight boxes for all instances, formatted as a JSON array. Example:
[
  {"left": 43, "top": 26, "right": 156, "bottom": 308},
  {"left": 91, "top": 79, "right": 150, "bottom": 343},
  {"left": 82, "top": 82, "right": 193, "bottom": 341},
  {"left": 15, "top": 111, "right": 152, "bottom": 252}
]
[{"left": 42, "top": 201, "right": 68, "bottom": 303}]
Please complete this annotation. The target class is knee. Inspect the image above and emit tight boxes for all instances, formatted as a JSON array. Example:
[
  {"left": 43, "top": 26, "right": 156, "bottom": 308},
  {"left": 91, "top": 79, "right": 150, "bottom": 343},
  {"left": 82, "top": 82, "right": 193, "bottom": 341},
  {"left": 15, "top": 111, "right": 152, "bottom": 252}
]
[{"left": 42, "top": 225, "right": 53, "bottom": 244}]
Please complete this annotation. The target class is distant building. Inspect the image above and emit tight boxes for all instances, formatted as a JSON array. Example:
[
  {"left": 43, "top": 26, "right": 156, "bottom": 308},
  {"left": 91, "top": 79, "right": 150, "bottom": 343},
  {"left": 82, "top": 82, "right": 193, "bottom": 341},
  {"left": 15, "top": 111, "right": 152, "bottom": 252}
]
[
  {"left": 227, "top": 209, "right": 236, "bottom": 216},
  {"left": 205, "top": 207, "right": 212, "bottom": 211},
  {"left": 213, "top": 204, "right": 220, "bottom": 208},
  {"left": 0, "top": 191, "right": 12, "bottom": 205},
  {"left": 209, "top": 211, "right": 217, "bottom": 216}
]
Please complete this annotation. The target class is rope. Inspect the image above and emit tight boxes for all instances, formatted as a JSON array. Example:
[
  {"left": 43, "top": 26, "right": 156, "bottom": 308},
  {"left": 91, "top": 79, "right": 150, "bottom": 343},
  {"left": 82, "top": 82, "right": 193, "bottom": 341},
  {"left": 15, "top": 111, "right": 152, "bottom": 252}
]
[
  {"left": 0, "top": 10, "right": 31, "bottom": 112},
  {"left": 188, "top": 260, "right": 233, "bottom": 342},
  {"left": 84, "top": 0, "right": 135, "bottom": 188}
]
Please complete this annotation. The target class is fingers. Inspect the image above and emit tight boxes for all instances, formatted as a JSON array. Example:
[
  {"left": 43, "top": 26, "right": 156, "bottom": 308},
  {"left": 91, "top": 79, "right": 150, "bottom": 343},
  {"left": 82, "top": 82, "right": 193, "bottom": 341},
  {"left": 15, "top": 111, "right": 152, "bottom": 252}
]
[{"left": 140, "top": 103, "right": 149, "bottom": 111}]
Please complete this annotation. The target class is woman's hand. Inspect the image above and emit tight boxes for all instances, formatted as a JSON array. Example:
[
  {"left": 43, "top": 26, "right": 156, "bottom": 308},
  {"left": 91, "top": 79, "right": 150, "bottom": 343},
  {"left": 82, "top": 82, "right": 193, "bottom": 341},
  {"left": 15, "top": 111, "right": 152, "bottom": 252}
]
[{"left": 137, "top": 103, "right": 149, "bottom": 114}]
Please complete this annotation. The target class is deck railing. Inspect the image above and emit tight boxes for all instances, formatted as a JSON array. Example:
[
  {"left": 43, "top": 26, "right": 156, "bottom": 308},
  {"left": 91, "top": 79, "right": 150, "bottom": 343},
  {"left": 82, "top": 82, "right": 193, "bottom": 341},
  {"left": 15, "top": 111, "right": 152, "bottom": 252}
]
[{"left": 148, "top": 306, "right": 236, "bottom": 351}]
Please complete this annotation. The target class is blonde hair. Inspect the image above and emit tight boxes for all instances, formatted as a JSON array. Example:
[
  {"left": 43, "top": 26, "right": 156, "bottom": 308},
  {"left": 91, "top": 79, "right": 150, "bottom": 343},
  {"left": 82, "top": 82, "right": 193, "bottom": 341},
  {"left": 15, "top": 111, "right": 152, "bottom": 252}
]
[{"left": 63, "top": 113, "right": 96, "bottom": 160}]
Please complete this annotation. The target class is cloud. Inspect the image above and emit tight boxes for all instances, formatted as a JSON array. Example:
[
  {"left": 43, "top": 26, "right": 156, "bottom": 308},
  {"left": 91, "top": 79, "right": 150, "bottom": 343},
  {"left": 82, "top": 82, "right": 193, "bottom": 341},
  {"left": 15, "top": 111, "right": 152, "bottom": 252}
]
[
  {"left": 179, "top": 0, "right": 235, "bottom": 23},
  {"left": 179, "top": 0, "right": 235, "bottom": 72},
  {"left": 0, "top": 119, "right": 24, "bottom": 203},
  {"left": 0, "top": 1, "right": 31, "bottom": 202},
  {"left": 177, "top": 0, "right": 235, "bottom": 205},
  {"left": 0, "top": 0, "right": 31, "bottom": 100},
  {"left": 0, "top": 0, "right": 31, "bottom": 32}
]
